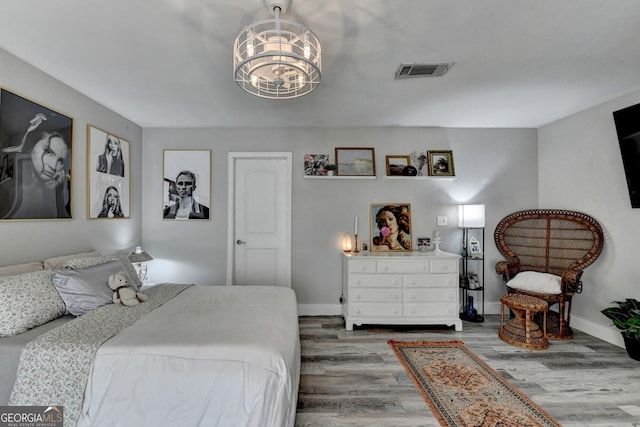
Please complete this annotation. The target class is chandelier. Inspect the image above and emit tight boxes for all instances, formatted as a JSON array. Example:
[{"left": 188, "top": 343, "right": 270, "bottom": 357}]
[{"left": 233, "top": 0, "right": 321, "bottom": 99}]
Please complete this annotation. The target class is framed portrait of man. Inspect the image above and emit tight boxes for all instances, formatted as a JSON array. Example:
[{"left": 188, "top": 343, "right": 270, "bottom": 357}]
[
  {"left": 0, "top": 88, "right": 73, "bottom": 220},
  {"left": 87, "top": 125, "right": 130, "bottom": 219},
  {"left": 163, "top": 149, "right": 211, "bottom": 220},
  {"left": 370, "top": 203, "right": 412, "bottom": 252}
]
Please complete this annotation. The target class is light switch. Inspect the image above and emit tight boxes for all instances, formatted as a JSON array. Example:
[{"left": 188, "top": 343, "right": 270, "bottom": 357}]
[{"left": 437, "top": 216, "right": 447, "bottom": 226}]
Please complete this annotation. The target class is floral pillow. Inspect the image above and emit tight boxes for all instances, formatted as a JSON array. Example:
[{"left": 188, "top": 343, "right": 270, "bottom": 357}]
[{"left": 0, "top": 270, "right": 66, "bottom": 337}]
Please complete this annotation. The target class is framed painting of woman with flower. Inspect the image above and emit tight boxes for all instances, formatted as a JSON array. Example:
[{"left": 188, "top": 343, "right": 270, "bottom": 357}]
[{"left": 370, "top": 203, "right": 412, "bottom": 252}]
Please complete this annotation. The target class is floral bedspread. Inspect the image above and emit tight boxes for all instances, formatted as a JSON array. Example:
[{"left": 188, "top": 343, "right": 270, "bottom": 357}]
[{"left": 9, "top": 283, "right": 192, "bottom": 427}]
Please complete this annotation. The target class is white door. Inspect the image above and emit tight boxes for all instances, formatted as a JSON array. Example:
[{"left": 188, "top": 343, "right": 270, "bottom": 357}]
[{"left": 227, "top": 152, "right": 292, "bottom": 287}]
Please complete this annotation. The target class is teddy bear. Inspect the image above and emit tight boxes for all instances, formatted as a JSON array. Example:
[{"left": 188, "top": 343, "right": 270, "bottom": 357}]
[{"left": 108, "top": 271, "right": 148, "bottom": 307}]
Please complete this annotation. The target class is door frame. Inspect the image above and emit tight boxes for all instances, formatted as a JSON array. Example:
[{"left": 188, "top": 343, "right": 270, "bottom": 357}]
[{"left": 226, "top": 152, "right": 292, "bottom": 286}]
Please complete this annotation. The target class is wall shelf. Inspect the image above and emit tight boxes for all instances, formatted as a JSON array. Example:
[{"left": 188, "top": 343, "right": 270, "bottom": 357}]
[
  {"left": 303, "top": 175, "right": 377, "bottom": 180},
  {"left": 383, "top": 175, "right": 456, "bottom": 180}
]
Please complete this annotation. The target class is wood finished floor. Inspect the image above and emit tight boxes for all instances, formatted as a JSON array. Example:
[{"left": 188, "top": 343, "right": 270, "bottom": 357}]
[{"left": 295, "top": 315, "right": 640, "bottom": 427}]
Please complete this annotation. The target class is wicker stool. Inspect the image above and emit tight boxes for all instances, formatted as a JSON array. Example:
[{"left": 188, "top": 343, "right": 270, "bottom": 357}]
[{"left": 499, "top": 294, "right": 549, "bottom": 350}]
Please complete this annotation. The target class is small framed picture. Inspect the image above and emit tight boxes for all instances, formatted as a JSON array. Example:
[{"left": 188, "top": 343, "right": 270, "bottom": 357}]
[
  {"left": 385, "top": 155, "right": 410, "bottom": 176},
  {"left": 304, "top": 154, "right": 329, "bottom": 176},
  {"left": 469, "top": 236, "right": 482, "bottom": 258},
  {"left": 370, "top": 203, "right": 412, "bottom": 252},
  {"left": 417, "top": 237, "right": 430, "bottom": 252},
  {"left": 335, "top": 147, "right": 376, "bottom": 176},
  {"left": 427, "top": 150, "right": 455, "bottom": 176}
]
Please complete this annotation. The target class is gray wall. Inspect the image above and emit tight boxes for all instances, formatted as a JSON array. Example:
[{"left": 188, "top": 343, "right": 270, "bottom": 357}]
[
  {"left": 0, "top": 48, "right": 143, "bottom": 262},
  {"left": 142, "top": 127, "right": 539, "bottom": 316},
  {"left": 538, "top": 88, "right": 640, "bottom": 347}
]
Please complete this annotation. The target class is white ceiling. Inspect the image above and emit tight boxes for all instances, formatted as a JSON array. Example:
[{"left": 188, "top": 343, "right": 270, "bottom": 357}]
[{"left": 0, "top": 0, "right": 639, "bottom": 129}]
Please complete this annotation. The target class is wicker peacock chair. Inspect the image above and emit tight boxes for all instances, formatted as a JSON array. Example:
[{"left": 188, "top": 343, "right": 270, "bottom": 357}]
[{"left": 494, "top": 209, "right": 604, "bottom": 340}]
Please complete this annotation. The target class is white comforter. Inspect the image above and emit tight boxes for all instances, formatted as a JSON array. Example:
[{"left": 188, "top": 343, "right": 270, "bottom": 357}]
[{"left": 77, "top": 285, "right": 300, "bottom": 427}]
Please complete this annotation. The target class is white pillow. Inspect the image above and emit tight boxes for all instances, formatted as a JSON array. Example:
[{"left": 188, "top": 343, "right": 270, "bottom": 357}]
[
  {"left": 507, "top": 271, "right": 562, "bottom": 295},
  {"left": 0, "top": 261, "right": 44, "bottom": 277},
  {"left": 0, "top": 270, "right": 66, "bottom": 337},
  {"left": 52, "top": 261, "right": 131, "bottom": 316}
]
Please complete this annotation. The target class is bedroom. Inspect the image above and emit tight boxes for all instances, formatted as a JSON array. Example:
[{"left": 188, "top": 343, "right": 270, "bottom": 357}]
[{"left": 0, "top": 1, "right": 639, "bottom": 425}]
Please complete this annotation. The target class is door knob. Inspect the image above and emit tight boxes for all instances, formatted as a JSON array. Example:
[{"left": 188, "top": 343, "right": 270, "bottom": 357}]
[{"left": 236, "top": 239, "right": 246, "bottom": 245}]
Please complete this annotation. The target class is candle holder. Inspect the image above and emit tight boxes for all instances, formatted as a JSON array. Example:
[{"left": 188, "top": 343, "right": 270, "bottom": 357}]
[{"left": 353, "top": 234, "right": 360, "bottom": 253}]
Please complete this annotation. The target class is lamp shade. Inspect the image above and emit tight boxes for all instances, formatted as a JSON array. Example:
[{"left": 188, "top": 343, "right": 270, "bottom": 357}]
[
  {"left": 128, "top": 249, "right": 153, "bottom": 263},
  {"left": 458, "top": 204, "right": 486, "bottom": 228}
]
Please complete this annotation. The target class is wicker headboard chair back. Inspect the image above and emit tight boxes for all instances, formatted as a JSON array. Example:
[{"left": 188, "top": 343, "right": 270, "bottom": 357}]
[{"left": 494, "top": 209, "right": 604, "bottom": 340}]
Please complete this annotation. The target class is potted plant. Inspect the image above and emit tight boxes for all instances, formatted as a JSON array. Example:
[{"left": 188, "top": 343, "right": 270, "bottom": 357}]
[
  {"left": 601, "top": 298, "right": 640, "bottom": 361},
  {"left": 325, "top": 164, "right": 336, "bottom": 176}
]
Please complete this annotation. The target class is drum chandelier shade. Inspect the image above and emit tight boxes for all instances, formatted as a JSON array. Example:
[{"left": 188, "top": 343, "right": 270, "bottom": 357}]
[{"left": 233, "top": 0, "right": 321, "bottom": 99}]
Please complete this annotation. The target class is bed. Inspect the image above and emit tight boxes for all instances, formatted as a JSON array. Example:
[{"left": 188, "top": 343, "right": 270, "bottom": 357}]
[{"left": 0, "top": 252, "right": 300, "bottom": 427}]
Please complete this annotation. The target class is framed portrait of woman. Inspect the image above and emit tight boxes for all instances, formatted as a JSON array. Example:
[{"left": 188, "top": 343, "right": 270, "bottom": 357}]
[
  {"left": 87, "top": 125, "right": 130, "bottom": 219},
  {"left": 370, "top": 203, "right": 412, "bottom": 252},
  {"left": 0, "top": 88, "right": 73, "bottom": 220}
]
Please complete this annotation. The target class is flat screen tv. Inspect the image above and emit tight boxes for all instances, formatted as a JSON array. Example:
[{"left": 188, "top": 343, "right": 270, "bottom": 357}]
[{"left": 613, "top": 103, "right": 640, "bottom": 208}]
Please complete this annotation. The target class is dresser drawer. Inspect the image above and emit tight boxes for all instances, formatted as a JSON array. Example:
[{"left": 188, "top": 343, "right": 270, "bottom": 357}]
[
  {"left": 350, "top": 303, "right": 403, "bottom": 317},
  {"left": 404, "top": 302, "right": 458, "bottom": 318},
  {"left": 348, "top": 259, "right": 377, "bottom": 274},
  {"left": 404, "top": 288, "right": 456, "bottom": 303},
  {"left": 429, "top": 259, "right": 458, "bottom": 274},
  {"left": 349, "top": 288, "right": 401, "bottom": 303},
  {"left": 349, "top": 274, "right": 402, "bottom": 288},
  {"left": 404, "top": 274, "right": 458, "bottom": 288},
  {"left": 377, "top": 259, "right": 428, "bottom": 274}
]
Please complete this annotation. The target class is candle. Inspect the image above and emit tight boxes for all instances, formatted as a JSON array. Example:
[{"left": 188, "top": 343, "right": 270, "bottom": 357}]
[{"left": 354, "top": 216, "right": 358, "bottom": 235}]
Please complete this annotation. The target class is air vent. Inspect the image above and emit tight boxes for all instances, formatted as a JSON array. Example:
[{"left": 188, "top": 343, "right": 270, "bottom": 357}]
[{"left": 395, "top": 62, "right": 453, "bottom": 79}]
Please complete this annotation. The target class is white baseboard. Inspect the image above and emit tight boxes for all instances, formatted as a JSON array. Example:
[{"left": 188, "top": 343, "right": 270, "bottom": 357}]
[
  {"left": 298, "top": 304, "right": 342, "bottom": 316},
  {"left": 297, "top": 303, "right": 626, "bottom": 349}
]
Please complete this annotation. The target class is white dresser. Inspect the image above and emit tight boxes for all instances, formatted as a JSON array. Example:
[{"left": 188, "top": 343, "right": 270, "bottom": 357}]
[{"left": 341, "top": 252, "right": 462, "bottom": 331}]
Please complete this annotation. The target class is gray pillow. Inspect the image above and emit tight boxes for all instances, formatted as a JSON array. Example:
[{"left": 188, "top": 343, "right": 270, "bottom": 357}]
[{"left": 52, "top": 261, "right": 132, "bottom": 316}]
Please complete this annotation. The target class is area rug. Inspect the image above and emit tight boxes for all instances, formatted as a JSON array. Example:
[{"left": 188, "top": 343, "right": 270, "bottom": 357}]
[{"left": 388, "top": 340, "right": 561, "bottom": 427}]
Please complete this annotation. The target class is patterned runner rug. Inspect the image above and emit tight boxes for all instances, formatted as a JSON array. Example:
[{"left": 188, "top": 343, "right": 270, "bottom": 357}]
[{"left": 388, "top": 340, "right": 561, "bottom": 427}]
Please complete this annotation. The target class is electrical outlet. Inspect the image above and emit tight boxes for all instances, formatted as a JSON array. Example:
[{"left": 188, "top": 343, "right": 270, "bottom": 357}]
[{"left": 437, "top": 216, "right": 448, "bottom": 226}]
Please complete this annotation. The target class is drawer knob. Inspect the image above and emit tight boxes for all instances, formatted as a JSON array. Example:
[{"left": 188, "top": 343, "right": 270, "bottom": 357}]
[
  {"left": 410, "top": 294, "right": 415, "bottom": 300},
  {"left": 442, "top": 265, "right": 448, "bottom": 270},
  {"left": 360, "top": 266, "right": 366, "bottom": 271},
  {"left": 356, "top": 308, "right": 361, "bottom": 314},
  {"left": 447, "top": 279, "right": 453, "bottom": 284},
  {"left": 410, "top": 280, "right": 416, "bottom": 285},
  {"left": 393, "top": 280, "right": 399, "bottom": 285},
  {"left": 393, "top": 308, "right": 398, "bottom": 314},
  {"left": 411, "top": 309, "right": 415, "bottom": 314},
  {"left": 447, "top": 293, "right": 453, "bottom": 300},
  {"left": 448, "top": 308, "right": 453, "bottom": 313},
  {"left": 356, "top": 294, "right": 361, "bottom": 300},
  {"left": 356, "top": 280, "right": 361, "bottom": 285},
  {"left": 382, "top": 265, "right": 389, "bottom": 271},
  {"left": 393, "top": 294, "right": 399, "bottom": 300},
  {"left": 421, "top": 265, "right": 426, "bottom": 271}
]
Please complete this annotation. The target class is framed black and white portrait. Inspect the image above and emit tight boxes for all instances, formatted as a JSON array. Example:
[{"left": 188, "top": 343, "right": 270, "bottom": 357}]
[
  {"left": 0, "top": 88, "right": 73, "bottom": 220},
  {"left": 163, "top": 149, "right": 211, "bottom": 220},
  {"left": 87, "top": 125, "right": 130, "bottom": 219}
]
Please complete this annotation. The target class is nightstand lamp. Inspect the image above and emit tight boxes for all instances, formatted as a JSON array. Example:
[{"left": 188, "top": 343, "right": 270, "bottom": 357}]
[{"left": 128, "top": 246, "right": 153, "bottom": 282}]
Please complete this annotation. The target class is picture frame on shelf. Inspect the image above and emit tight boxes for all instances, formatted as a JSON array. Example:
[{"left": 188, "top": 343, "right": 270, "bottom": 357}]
[
  {"left": 304, "top": 154, "right": 329, "bottom": 176},
  {"left": 427, "top": 150, "right": 455, "bottom": 176},
  {"left": 163, "top": 149, "right": 211, "bottom": 220},
  {"left": 370, "top": 203, "right": 412, "bottom": 252},
  {"left": 87, "top": 125, "right": 130, "bottom": 219},
  {"left": 417, "top": 237, "right": 430, "bottom": 252},
  {"left": 335, "top": 147, "right": 376, "bottom": 176},
  {"left": 385, "top": 155, "right": 410, "bottom": 176},
  {"left": 469, "top": 236, "right": 482, "bottom": 258},
  {"left": 0, "top": 88, "right": 73, "bottom": 220}
]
